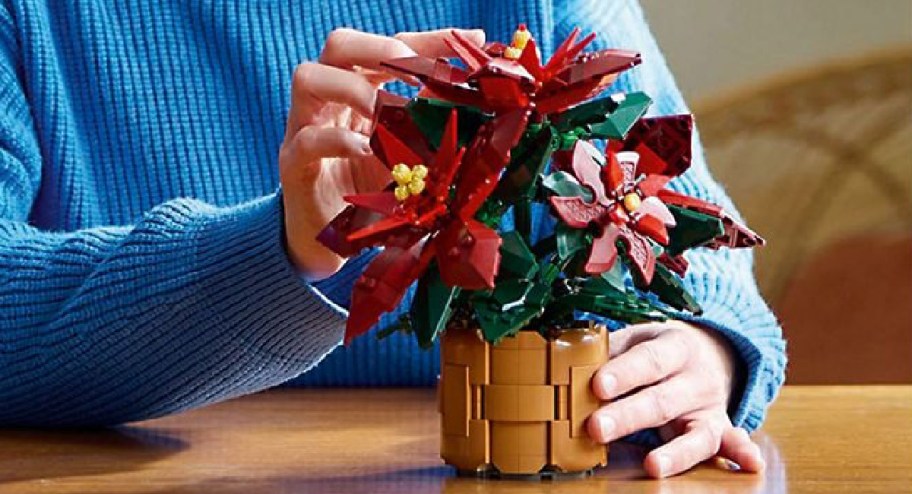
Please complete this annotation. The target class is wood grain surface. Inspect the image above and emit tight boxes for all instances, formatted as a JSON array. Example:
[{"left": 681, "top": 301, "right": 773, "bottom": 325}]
[{"left": 1, "top": 386, "right": 909, "bottom": 493}]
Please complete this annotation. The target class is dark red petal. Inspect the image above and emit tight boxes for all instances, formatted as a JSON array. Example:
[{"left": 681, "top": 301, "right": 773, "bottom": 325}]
[
  {"left": 619, "top": 226, "right": 656, "bottom": 286},
  {"left": 453, "top": 108, "right": 530, "bottom": 220},
  {"left": 428, "top": 109, "right": 464, "bottom": 198},
  {"left": 343, "top": 191, "right": 399, "bottom": 216},
  {"left": 317, "top": 206, "right": 387, "bottom": 257},
  {"left": 635, "top": 214, "right": 670, "bottom": 245},
  {"left": 347, "top": 215, "right": 412, "bottom": 243},
  {"left": 477, "top": 75, "right": 532, "bottom": 112},
  {"left": 371, "top": 124, "right": 425, "bottom": 170},
  {"left": 658, "top": 252, "right": 689, "bottom": 277},
  {"left": 657, "top": 189, "right": 724, "bottom": 216},
  {"left": 542, "top": 27, "right": 583, "bottom": 79},
  {"left": 373, "top": 92, "right": 434, "bottom": 164},
  {"left": 638, "top": 174, "right": 672, "bottom": 197},
  {"left": 585, "top": 223, "right": 621, "bottom": 274},
  {"left": 549, "top": 196, "right": 608, "bottom": 229},
  {"left": 345, "top": 240, "right": 433, "bottom": 344},
  {"left": 603, "top": 151, "right": 625, "bottom": 193},
  {"left": 434, "top": 219, "right": 502, "bottom": 290},
  {"left": 616, "top": 115, "right": 693, "bottom": 177},
  {"left": 445, "top": 29, "right": 491, "bottom": 72},
  {"left": 517, "top": 37, "right": 544, "bottom": 81}
]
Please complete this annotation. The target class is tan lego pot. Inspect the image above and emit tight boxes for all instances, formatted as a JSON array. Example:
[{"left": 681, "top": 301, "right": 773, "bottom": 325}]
[{"left": 438, "top": 322, "right": 609, "bottom": 478}]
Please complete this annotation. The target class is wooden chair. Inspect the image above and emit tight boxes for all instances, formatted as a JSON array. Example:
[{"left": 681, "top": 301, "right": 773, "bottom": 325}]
[{"left": 695, "top": 49, "right": 912, "bottom": 383}]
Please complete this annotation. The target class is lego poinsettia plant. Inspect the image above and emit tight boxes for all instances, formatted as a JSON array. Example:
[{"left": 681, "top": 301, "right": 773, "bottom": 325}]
[{"left": 317, "top": 25, "right": 764, "bottom": 347}]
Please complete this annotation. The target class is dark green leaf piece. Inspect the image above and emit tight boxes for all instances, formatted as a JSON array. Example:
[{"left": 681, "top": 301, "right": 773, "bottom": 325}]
[
  {"left": 666, "top": 205, "right": 725, "bottom": 256},
  {"left": 474, "top": 282, "right": 550, "bottom": 344},
  {"left": 556, "top": 222, "right": 588, "bottom": 262},
  {"left": 587, "top": 92, "right": 653, "bottom": 140},
  {"left": 499, "top": 231, "right": 539, "bottom": 280},
  {"left": 494, "top": 125, "right": 558, "bottom": 204},
  {"left": 649, "top": 263, "right": 702, "bottom": 314},
  {"left": 552, "top": 96, "right": 623, "bottom": 132},
  {"left": 542, "top": 171, "right": 594, "bottom": 202},
  {"left": 600, "top": 258, "right": 627, "bottom": 292},
  {"left": 406, "top": 97, "right": 489, "bottom": 148},
  {"left": 550, "top": 277, "right": 669, "bottom": 324},
  {"left": 410, "top": 265, "right": 460, "bottom": 348}
]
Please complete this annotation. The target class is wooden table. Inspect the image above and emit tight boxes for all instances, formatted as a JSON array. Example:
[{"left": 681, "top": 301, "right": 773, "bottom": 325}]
[{"left": 1, "top": 386, "right": 909, "bottom": 493}]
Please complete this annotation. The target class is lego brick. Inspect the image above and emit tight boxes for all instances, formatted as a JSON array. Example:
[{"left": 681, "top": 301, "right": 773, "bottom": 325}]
[
  {"left": 550, "top": 421, "right": 608, "bottom": 472},
  {"left": 555, "top": 385, "right": 569, "bottom": 421},
  {"left": 491, "top": 331, "right": 547, "bottom": 385},
  {"left": 490, "top": 422, "right": 547, "bottom": 475},
  {"left": 472, "top": 385, "right": 482, "bottom": 420},
  {"left": 483, "top": 384, "right": 554, "bottom": 422},
  {"left": 549, "top": 323, "right": 607, "bottom": 385},
  {"left": 441, "top": 364, "right": 470, "bottom": 437},
  {"left": 570, "top": 364, "right": 602, "bottom": 438},
  {"left": 440, "top": 328, "right": 489, "bottom": 385},
  {"left": 441, "top": 419, "right": 490, "bottom": 472}
]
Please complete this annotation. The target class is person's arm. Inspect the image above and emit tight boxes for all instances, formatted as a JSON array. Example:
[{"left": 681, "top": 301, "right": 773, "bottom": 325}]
[{"left": 0, "top": 7, "right": 358, "bottom": 427}]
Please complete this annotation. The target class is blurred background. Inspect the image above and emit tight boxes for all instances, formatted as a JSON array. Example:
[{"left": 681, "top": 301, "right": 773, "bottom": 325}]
[{"left": 641, "top": 0, "right": 912, "bottom": 384}]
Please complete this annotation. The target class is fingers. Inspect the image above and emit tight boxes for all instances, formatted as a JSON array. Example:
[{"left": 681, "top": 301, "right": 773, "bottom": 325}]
[
  {"left": 643, "top": 413, "right": 725, "bottom": 478},
  {"left": 281, "top": 126, "right": 372, "bottom": 183},
  {"left": 718, "top": 427, "right": 766, "bottom": 473},
  {"left": 394, "top": 28, "right": 485, "bottom": 57},
  {"left": 607, "top": 322, "right": 664, "bottom": 358},
  {"left": 320, "top": 28, "right": 418, "bottom": 70},
  {"left": 594, "top": 327, "right": 690, "bottom": 400},
  {"left": 588, "top": 375, "right": 695, "bottom": 443},
  {"left": 287, "top": 63, "right": 378, "bottom": 139}
]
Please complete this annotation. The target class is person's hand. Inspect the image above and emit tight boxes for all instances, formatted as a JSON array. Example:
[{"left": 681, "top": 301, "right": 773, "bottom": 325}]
[
  {"left": 588, "top": 320, "right": 766, "bottom": 478},
  {"left": 279, "top": 28, "right": 485, "bottom": 279}
]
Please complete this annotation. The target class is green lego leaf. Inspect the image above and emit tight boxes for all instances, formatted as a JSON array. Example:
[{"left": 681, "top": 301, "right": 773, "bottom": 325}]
[
  {"left": 547, "top": 276, "right": 670, "bottom": 325},
  {"left": 552, "top": 96, "right": 622, "bottom": 132},
  {"left": 600, "top": 258, "right": 627, "bottom": 292},
  {"left": 556, "top": 222, "right": 588, "bottom": 262},
  {"left": 648, "top": 263, "right": 702, "bottom": 314},
  {"left": 542, "top": 171, "right": 594, "bottom": 202},
  {"left": 666, "top": 205, "right": 725, "bottom": 256},
  {"left": 494, "top": 125, "right": 558, "bottom": 205},
  {"left": 499, "top": 230, "right": 539, "bottom": 280},
  {"left": 588, "top": 92, "right": 653, "bottom": 140},
  {"left": 410, "top": 265, "right": 460, "bottom": 349},
  {"left": 406, "top": 98, "right": 489, "bottom": 148},
  {"left": 474, "top": 282, "right": 550, "bottom": 344}
]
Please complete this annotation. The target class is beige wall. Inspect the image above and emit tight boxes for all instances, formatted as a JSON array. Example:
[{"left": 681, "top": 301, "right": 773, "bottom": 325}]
[{"left": 640, "top": 0, "right": 912, "bottom": 104}]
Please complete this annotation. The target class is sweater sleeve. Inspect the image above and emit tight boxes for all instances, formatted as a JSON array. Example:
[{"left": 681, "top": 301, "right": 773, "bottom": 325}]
[
  {"left": 552, "top": 0, "right": 787, "bottom": 432},
  {"left": 0, "top": 7, "right": 351, "bottom": 426}
]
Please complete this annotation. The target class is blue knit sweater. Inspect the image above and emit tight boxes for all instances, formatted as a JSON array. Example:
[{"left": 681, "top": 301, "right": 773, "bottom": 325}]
[{"left": 0, "top": 0, "right": 785, "bottom": 428}]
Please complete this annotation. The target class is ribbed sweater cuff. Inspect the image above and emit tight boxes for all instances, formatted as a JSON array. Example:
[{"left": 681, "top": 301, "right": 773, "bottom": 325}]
[{"left": 191, "top": 190, "right": 347, "bottom": 373}]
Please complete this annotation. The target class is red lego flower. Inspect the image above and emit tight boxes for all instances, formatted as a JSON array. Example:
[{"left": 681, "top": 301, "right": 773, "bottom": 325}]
[
  {"left": 550, "top": 114, "right": 764, "bottom": 285},
  {"left": 317, "top": 98, "right": 528, "bottom": 343},
  {"left": 382, "top": 24, "right": 641, "bottom": 115},
  {"left": 550, "top": 140, "right": 678, "bottom": 284}
]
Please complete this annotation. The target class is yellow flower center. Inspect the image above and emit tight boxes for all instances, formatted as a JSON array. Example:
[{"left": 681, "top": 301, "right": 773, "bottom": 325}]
[
  {"left": 504, "top": 25, "right": 531, "bottom": 60},
  {"left": 623, "top": 192, "right": 642, "bottom": 212},
  {"left": 392, "top": 163, "right": 428, "bottom": 202}
]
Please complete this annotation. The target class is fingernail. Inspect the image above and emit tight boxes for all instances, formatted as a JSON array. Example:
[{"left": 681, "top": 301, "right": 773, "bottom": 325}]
[
  {"left": 359, "top": 138, "right": 373, "bottom": 156},
  {"left": 715, "top": 457, "right": 741, "bottom": 471},
  {"left": 597, "top": 373, "right": 616, "bottom": 398},
  {"left": 596, "top": 414, "right": 615, "bottom": 441},
  {"left": 656, "top": 454, "right": 672, "bottom": 477}
]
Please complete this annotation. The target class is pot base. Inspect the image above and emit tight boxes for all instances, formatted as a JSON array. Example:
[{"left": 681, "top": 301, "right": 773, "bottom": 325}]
[{"left": 457, "top": 467, "right": 594, "bottom": 480}]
